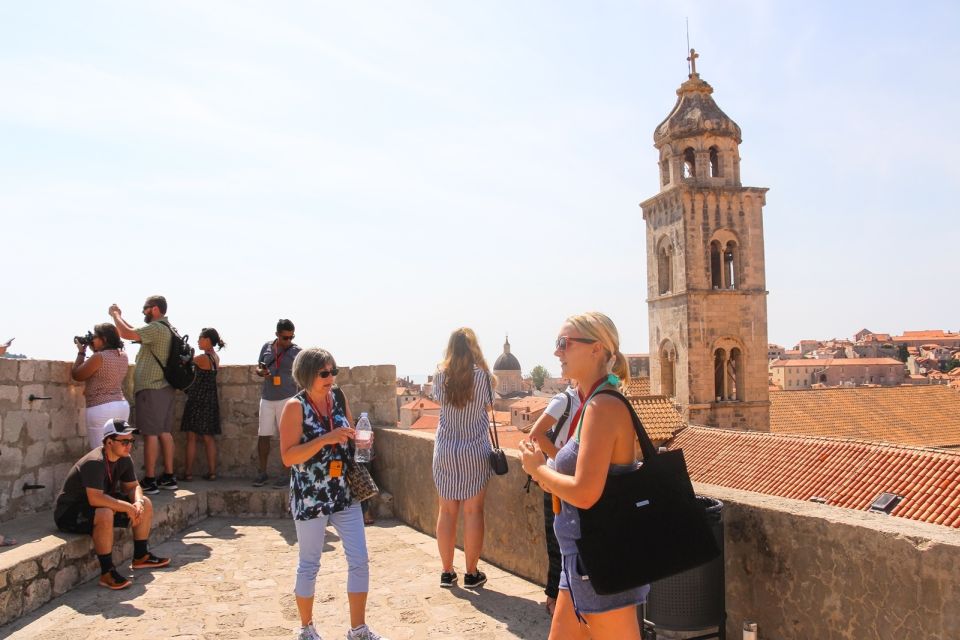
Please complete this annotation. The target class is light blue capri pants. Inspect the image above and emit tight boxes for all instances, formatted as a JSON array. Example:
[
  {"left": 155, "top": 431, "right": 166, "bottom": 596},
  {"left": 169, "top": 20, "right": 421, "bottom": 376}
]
[{"left": 294, "top": 502, "right": 369, "bottom": 597}]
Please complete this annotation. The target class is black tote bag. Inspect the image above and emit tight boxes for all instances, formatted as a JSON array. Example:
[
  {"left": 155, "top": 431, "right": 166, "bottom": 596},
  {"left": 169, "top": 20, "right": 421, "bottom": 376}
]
[{"left": 574, "top": 389, "right": 719, "bottom": 595}]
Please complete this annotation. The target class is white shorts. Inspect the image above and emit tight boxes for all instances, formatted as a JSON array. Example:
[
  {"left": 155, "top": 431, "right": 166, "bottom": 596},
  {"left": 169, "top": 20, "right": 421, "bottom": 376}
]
[
  {"left": 258, "top": 398, "right": 288, "bottom": 437},
  {"left": 85, "top": 400, "right": 131, "bottom": 449}
]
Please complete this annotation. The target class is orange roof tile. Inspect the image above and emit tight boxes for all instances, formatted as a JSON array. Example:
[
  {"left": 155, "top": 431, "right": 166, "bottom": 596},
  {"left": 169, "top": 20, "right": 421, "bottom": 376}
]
[
  {"left": 629, "top": 396, "right": 686, "bottom": 442},
  {"left": 667, "top": 426, "right": 960, "bottom": 528},
  {"left": 409, "top": 415, "right": 439, "bottom": 430},
  {"left": 770, "top": 386, "right": 960, "bottom": 448},
  {"left": 400, "top": 398, "right": 440, "bottom": 411},
  {"left": 623, "top": 377, "right": 651, "bottom": 397},
  {"left": 508, "top": 396, "right": 551, "bottom": 411}
]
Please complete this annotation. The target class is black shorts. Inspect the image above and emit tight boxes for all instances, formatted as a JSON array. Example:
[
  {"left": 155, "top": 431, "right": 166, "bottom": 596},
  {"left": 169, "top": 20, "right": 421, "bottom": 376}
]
[{"left": 55, "top": 497, "right": 131, "bottom": 534}]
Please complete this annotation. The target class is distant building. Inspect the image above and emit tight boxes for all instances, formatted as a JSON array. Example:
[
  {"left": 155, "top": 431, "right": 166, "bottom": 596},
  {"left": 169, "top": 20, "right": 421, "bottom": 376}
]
[
  {"left": 493, "top": 336, "right": 524, "bottom": 396},
  {"left": 624, "top": 354, "right": 650, "bottom": 379},
  {"left": 767, "top": 344, "right": 785, "bottom": 360},
  {"left": 396, "top": 387, "right": 419, "bottom": 415},
  {"left": 769, "top": 357, "right": 904, "bottom": 389},
  {"left": 507, "top": 396, "right": 551, "bottom": 430},
  {"left": 399, "top": 398, "right": 440, "bottom": 429},
  {"left": 893, "top": 330, "right": 960, "bottom": 350}
]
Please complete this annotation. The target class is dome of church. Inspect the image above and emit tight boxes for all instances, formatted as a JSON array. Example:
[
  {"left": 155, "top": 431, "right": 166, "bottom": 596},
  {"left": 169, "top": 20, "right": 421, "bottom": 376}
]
[
  {"left": 494, "top": 336, "right": 522, "bottom": 371},
  {"left": 494, "top": 352, "right": 521, "bottom": 371},
  {"left": 654, "top": 69, "right": 741, "bottom": 148}
]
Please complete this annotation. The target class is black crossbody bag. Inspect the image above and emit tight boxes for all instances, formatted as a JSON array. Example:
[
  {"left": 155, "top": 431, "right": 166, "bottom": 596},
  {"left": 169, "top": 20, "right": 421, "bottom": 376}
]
[
  {"left": 486, "top": 375, "right": 508, "bottom": 475},
  {"left": 574, "top": 389, "right": 719, "bottom": 595}
]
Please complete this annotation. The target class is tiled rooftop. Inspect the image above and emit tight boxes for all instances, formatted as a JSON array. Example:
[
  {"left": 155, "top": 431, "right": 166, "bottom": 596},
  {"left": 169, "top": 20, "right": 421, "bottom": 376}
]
[
  {"left": 668, "top": 426, "right": 960, "bottom": 528},
  {"left": 769, "top": 357, "right": 902, "bottom": 368},
  {"left": 623, "top": 376, "right": 651, "bottom": 397},
  {"left": 400, "top": 398, "right": 440, "bottom": 411},
  {"left": 629, "top": 395, "right": 686, "bottom": 442},
  {"left": 769, "top": 386, "right": 960, "bottom": 447}
]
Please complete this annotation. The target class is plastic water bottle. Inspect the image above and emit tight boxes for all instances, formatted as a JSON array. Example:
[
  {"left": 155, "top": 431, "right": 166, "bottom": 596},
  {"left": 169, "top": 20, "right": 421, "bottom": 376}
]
[{"left": 355, "top": 413, "right": 373, "bottom": 463}]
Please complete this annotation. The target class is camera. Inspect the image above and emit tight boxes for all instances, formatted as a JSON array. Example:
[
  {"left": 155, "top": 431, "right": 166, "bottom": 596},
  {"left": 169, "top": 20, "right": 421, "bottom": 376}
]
[{"left": 74, "top": 332, "right": 95, "bottom": 346}]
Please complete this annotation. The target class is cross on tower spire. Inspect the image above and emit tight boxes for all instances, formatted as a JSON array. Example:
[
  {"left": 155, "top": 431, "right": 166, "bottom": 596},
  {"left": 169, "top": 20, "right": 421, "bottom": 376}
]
[{"left": 687, "top": 48, "right": 699, "bottom": 76}]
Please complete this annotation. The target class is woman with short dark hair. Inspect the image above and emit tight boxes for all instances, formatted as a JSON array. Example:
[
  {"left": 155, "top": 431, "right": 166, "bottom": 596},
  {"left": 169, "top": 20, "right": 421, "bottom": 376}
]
[
  {"left": 279, "top": 348, "right": 387, "bottom": 640},
  {"left": 72, "top": 323, "right": 130, "bottom": 448}
]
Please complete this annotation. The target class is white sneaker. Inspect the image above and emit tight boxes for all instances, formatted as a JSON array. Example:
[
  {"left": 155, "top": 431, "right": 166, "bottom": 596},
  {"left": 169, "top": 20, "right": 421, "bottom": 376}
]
[
  {"left": 296, "top": 622, "right": 323, "bottom": 640},
  {"left": 346, "top": 624, "right": 388, "bottom": 640}
]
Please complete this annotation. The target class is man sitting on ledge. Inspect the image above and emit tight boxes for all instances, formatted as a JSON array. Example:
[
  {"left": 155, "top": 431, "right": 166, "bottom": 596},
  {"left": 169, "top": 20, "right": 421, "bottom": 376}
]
[{"left": 54, "top": 419, "right": 171, "bottom": 589}]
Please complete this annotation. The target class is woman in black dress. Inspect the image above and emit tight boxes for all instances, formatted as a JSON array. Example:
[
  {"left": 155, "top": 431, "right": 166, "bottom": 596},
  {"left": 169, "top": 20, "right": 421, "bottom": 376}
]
[{"left": 182, "top": 327, "right": 225, "bottom": 480}]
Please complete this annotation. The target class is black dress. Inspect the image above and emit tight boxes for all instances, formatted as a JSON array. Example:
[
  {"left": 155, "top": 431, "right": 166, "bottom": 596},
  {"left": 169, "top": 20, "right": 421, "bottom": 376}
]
[{"left": 181, "top": 355, "right": 221, "bottom": 435}]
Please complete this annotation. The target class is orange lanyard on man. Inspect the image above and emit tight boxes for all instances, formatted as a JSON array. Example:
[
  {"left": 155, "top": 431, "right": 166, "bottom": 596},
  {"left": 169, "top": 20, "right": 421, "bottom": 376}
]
[{"left": 272, "top": 341, "right": 285, "bottom": 386}]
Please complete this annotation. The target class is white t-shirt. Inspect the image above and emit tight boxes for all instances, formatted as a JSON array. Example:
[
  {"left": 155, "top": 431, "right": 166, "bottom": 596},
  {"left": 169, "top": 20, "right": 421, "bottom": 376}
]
[{"left": 544, "top": 386, "right": 581, "bottom": 469}]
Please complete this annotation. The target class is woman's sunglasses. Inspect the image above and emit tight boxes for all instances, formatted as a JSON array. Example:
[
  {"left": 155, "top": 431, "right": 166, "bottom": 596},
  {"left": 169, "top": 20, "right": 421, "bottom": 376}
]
[
  {"left": 555, "top": 336, "right": 597, "bottom": 351},
  {"left": 318, "top": 368, "right": 340, "bottom": 378}
]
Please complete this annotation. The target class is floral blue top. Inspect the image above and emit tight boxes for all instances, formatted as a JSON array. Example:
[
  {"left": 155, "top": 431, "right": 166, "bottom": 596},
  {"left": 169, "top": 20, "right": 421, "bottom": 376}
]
[{"left": 290, "top": 389, "right": 353, "bottom": 520}]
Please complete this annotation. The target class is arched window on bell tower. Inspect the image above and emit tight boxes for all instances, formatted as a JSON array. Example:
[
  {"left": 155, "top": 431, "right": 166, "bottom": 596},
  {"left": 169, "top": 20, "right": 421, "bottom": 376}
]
[
  {"left": 724, "top": 241, "right": 738, "bottom": 289},
  {"left": 682, "top": 147, "right": 696, "bottom": 180},
  {"left": 713, "top": 339, "right": 746, "bottom": 402},
  {"left": 709, "top": 146, "right": 721, "bottom": 177},
  {"left": 710, "top": 230, "right": 742, "bottom": 290},
  {"left": 710, "top": 241, "right": 722, "bottom": 289},
  {"left": 657, "top": 239, "right": 673, "bottom": 294},
  {"left": 660, "top": 341, "right": 677, "bottom": 398}
]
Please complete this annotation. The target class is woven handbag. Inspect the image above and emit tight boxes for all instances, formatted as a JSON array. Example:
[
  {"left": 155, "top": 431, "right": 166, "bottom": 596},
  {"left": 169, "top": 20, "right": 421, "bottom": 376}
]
[
  {"left": 574, "top": 389, "right": 719, "bottom": 595},
  {"left": 345, "top": 458, "right": 379, "bottom": 502}
]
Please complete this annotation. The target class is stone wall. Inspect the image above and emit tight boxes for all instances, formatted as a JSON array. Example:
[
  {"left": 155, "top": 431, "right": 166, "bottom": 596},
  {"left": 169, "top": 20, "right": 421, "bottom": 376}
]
[
  {"left": 0, "top": 359, "right": 397, "bottom": 522},
  {"left": 371, "top": 428, "right": 960, "bottom": 640},
  {"left": 371, "top": 428, "right": 547, "bottom": 585}
]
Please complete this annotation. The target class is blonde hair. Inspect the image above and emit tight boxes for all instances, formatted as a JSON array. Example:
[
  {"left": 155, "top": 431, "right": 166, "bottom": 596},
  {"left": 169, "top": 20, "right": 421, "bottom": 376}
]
[
  {"left": 438, "top": 328, "right": 493, "bottom": 409},
  {"left": 565, "top": 312, "right": 631, "bottom": 384}
]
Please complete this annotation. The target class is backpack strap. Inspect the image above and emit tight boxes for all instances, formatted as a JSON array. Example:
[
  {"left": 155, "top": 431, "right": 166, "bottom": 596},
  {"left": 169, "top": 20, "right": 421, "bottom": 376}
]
[
  {"left": 548, "top": 392, "right": 573, "bottom": 445},
  {"left": 150, "top": 320, "right": 174, "bottom": 369}
]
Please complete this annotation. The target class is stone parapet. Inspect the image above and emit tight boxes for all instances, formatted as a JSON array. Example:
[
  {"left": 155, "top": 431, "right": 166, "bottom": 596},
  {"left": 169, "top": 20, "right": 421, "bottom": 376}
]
[
  {"left": 0, "top": 359, "right": 398, "bottom": 521},
  {"left": 370, "top": 428, "right": 960, "bottom": 639}
]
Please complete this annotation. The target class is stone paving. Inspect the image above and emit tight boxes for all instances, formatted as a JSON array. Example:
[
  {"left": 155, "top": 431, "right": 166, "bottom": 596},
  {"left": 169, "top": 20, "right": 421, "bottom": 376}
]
[{"left": 1, "top": 517, "right": 553, "bottom": 640}]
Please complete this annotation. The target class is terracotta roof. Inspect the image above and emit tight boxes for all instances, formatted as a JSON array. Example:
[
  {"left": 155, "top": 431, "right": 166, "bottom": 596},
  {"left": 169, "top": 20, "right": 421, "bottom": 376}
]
[
  {"left": 629, "top": 396, "right": 686, "bottom": 442},
  {"left": 508, "top": 396, "right": 551, "bottom": 411},
  {"left": 623, "top": 377, "right": 651, "bottom": 397},
  {"left": 400, "top": 398, "right": 440, "bottom": 411},
  {"left": 667, "top": 426, "right": 960, "bottom": 528},
  {"left": 409, "top": 415, "right": 439, "bottom": 430},
  {"left": 769, "top": 386, "right": 960, "bottom": 448},
  {"left": 769, "top": 358, "right": 902, "bottom": 368}
]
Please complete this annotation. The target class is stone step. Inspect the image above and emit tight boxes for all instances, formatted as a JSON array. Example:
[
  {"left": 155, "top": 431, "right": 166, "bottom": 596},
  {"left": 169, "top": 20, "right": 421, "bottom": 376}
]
[{"left": 0, "top": 481, "right": 289, "bottom": 626}]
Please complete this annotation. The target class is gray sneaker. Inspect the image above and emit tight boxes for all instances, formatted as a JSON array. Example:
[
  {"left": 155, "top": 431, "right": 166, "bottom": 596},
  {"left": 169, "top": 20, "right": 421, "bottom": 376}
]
[
  {"left": 346, "top": 624, "right": 388, "bottom": 640},
  {"left": 273, "top": 475, "right": 289, "bottom": 488},
  {"left": 295, "top": 622, "right": 322, "bottom": 640},
  {"left": 252, "top": 473, "right": 268, "bottom": 487}
]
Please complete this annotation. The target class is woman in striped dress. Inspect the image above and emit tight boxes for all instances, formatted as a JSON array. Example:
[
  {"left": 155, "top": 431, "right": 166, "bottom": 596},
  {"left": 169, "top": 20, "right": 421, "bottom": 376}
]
[{"left": 432, "top": 327, "right": 495, "bottom": 589}]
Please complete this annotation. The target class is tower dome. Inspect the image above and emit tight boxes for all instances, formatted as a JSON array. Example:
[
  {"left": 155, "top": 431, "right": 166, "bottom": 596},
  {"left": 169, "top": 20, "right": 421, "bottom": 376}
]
[
  {"left": 494, "top": 336, "right": 521, "bottom": 371},
  {"left": 653, "top": 49, "right": 741, "bottom": 149}
]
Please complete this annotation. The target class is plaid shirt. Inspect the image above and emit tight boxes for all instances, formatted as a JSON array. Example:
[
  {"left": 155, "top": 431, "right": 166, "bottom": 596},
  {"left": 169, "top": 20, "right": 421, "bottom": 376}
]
[{"left": 134, "top": 317, "right": 172, "bottom": 392}]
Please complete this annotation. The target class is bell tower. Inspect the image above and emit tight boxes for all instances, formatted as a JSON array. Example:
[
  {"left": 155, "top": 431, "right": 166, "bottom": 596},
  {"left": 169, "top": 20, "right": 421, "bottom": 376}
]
[{"left": 642, "top": 50, "right": 770, "bottom": 431}]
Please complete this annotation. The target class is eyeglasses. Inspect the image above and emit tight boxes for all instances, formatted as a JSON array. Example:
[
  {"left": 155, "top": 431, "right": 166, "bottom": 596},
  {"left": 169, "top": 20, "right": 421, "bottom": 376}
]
[
  {"left": 142, "top": 305, "right": 155, "bottom": 312},
  {"left": 555, "top": 336, "right": 597, "bottom": 351},
  {"left": 318, "top": 368, "right": 339, "bottom": 378},
  {"left": 278, "top": 334, "right": 295, "bottom": 341},
  {"left": 110, "top": 438, "right": 135, "bottom": 448}
]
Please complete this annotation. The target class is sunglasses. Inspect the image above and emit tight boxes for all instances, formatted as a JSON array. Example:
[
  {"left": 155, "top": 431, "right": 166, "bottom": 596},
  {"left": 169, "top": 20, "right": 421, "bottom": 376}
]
[
  {"left": 555, "top": 336, "right": 597, "bottom": 351},
  {"left": 278, "top": 335, "right": 295, "bottom": 341},
  {"left": 318, "top": 368, "right": 339, "bottom": 378},
  {"left": 142, "top": 305, "right": 155, "bottom": 312},
  {"left": 111, "top": 438, "right": 135, "bottom": 448}
]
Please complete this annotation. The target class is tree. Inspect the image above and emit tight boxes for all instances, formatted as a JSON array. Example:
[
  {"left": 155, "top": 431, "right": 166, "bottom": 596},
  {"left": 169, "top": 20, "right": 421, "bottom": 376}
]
[
  {"left": 530, "top": 365, "right": 550, "bottom": 390},
  {"left": 896, "top": 344, "right": 910, "bottom": 363}
]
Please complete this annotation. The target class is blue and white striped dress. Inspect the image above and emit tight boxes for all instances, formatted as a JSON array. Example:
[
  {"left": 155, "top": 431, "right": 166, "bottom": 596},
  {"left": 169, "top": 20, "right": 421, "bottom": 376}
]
[{"left": 432, "top": 366, "right": 494, "bottom": 500}]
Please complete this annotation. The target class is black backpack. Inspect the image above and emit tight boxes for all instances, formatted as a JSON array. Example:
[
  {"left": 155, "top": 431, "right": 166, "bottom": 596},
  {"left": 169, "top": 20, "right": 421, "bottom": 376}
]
[{"left": 151, "top": 320, "right": 196, "bottom": 390}]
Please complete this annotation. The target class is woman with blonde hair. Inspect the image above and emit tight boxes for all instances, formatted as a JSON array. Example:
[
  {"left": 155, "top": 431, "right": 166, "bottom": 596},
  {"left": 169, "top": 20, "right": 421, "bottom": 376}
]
[
  {"left": 519, "top": 312, "right": 647, "bottom": 640},
  {"left": 432, "top": 327, "right": 495, "bottom": 589}
]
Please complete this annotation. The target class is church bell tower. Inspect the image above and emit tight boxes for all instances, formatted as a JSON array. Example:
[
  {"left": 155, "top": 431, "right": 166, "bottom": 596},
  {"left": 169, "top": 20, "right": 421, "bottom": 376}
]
[{"left": 642, "top": 50, "right": 770, "bottom": 431}]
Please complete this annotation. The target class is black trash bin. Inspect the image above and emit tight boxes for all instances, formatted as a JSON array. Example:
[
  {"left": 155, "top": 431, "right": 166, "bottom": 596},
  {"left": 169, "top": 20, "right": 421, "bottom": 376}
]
[{"left": 644, "top": 496, "right": 724, "bottom": 639}]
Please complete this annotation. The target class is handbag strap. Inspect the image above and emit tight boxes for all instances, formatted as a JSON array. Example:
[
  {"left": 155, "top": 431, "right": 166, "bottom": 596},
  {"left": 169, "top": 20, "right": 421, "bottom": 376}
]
[
  {"left": 486, "top": 372, "right": 501, "bottom": 449},
  {"left": 593, "top": 388, "right": 658, "bottom": 460}
]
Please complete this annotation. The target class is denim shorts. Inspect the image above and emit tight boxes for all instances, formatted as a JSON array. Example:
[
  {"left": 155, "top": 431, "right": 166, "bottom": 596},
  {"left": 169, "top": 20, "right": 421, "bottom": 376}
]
[{"left": 559, "top": 553, "right": 650, "bottom": 615}]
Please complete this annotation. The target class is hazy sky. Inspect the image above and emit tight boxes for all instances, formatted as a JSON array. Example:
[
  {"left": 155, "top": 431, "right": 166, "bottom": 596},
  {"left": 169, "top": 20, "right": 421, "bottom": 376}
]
[{"left": 2, "top": 1, "right": 958, "bottom": 380}]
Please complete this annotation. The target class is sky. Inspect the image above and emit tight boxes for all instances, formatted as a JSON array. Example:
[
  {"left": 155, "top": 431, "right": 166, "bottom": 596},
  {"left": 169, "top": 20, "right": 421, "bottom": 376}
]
[{"left": 2, "top": 1, "right": 958, "bottom": 381}]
